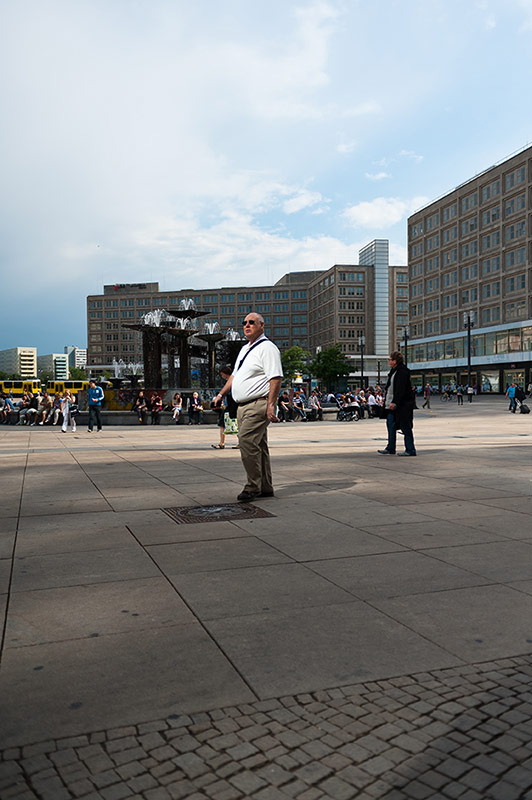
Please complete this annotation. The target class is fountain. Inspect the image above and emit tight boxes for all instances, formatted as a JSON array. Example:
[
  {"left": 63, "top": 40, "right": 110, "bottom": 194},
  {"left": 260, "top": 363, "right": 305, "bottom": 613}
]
[{"left": 196, "top": 321, "right": 226, "bottom": 387}]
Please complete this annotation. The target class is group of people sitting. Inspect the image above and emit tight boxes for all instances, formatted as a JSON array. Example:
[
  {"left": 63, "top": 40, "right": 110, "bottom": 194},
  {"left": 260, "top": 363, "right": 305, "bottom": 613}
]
[
  {"left": 334, "top": 386, "right": 386, "bottom": 419},
  {"left": 132, "top": 391, "right": 204, "bottom": 425},
  {"left": 0, "top": 390, "right": 78, "bottom": 432}
]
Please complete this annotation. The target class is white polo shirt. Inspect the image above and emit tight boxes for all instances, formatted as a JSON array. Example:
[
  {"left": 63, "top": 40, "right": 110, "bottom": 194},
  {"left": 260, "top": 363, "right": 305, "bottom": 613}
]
[{"left": 231, "top": 335, "right": 283, "bottom": 404}]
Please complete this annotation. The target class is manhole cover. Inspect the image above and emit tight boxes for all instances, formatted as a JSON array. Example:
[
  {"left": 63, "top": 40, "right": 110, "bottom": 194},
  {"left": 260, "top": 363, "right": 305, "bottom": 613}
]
[{"left": 163, "top": 503, "right": 275, "bottom": 524}]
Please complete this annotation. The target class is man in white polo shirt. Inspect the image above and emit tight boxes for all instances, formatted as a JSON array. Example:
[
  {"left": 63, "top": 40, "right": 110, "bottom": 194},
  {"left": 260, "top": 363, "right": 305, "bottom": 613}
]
[{"left": 213, "top": 312, "right": 283, "bottom": 502}]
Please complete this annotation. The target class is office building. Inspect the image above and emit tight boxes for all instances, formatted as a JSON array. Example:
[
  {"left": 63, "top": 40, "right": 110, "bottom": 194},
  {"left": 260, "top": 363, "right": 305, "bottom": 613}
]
[
  {"left": 86, "top": 241, "right": 407, "bottom": 383},
  {"left": 37, "top": 353, "right": 69, "bottom": 380},
  {"left": 407, "top": 144, "right": 532, "bottom": 392},
  {"left": 0, "top": 347, "right": 37, "bottom": 378},
  {"left": 64, "top": 345, "right": 87, "bottom": 369}
]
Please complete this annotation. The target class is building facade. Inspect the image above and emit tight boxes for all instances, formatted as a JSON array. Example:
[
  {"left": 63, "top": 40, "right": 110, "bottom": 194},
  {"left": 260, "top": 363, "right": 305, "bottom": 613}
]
[
  {"left": 37, "top": 353, "right": 69, "bottom": 380},
  {"left": 0, "top": 347, "right": 37, "bottom": 378},
  {"left": 86, "top": 241, "right": 407, "bottom": 383},
  {"left": 407, "top": 144, "right": 532, "bottom": 392},
  {"left": 64, "top": 345, "right": 87, "bottom": 369}
]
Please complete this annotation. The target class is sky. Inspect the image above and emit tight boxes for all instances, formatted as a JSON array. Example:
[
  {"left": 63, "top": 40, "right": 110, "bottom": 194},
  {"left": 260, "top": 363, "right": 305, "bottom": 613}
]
[{"left": 2, "top": 0, "right": 532, "bottom": 354}]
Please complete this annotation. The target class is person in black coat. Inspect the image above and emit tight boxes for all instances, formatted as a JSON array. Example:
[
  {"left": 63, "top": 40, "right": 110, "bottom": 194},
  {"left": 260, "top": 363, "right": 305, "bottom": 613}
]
[{"left": 378, "top": 351, "right": 417, "bottom": 456}]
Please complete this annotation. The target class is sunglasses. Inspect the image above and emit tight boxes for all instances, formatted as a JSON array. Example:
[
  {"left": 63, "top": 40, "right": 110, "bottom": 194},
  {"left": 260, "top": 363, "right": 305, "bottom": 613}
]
[{"left": 242, "top": 320, "right": 257, "bottom": 326}]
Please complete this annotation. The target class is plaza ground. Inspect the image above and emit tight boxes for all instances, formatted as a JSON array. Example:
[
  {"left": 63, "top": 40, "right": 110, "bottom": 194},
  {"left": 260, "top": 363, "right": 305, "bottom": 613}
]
[{"left": 1, "top": 397, "right": 532, "bottom": 799}]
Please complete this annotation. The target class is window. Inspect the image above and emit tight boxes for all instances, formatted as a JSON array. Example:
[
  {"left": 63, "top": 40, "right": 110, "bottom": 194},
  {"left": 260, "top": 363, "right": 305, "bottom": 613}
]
[
  {"left": 105, "top": 311, "right": 119, "bottom": 319},
  {"left": 506, "top": 301, "right": 526, "bottom": 320},
  {"left": 461, "top": 192, "right": 477, "bottom": 212},
  {"left": 442, "top": 248, "right": 458, "bottom": 265},
  {"left": 256, "top": 291, "right": 270, "bottom": 300},
  {"left": 461, "top": 217, "right": 478, "bottom": 235},
  {"left": 482, "top": 281, "right": 500, "bottom": 299},
  {"left": 396, "top": 273, "right": 408, "bottom": 282},
  {"left": 443, "top": 316, "right": 458, "bottom": 331},
  {"left": 273, "top": 315, "right": 289, "bottom": 324},
  {"left": 461, "top": 287, "right": 478, "bottom": 304},
  {"left": 505, "top": 166, "right": 526, "bottom": 190},
  {"left": 425, "top": 211, "right": 439, "bottom": 230},
  {"left": 442, "top": 202, "right": 457, "bottom": 222},
  {"left": 505, "top": 220, "right": 526, "bottom": 241},
  {"left": 203, "top": 294, "right": 218, "bottom": 303},
  {"left": 481, "top": 179, "right": 500, "bottom": 202},
  {"left": 443, "top": 225, "right": 458, "bottom": 243},
  {"left": 461, "top": 241, "right": 478, "bottom": 259},
  {"left": 273, "top": 303, "right": 288, "bottom": 312},
  {"left": 410, "top": 222, "right": 423, "bottom": 237},
  {"left": 410, "top": 241, "right": 423, "bottom": 257},
  {"left": 425, "top": 277, "right": 440, "bottom": 292},
  {"left": 291, "top": 290, "right": 306, "bottom": 299},
  {"left": 410, "top": 263, "right": 422, "bottom": 278},
  {"left": 443, "top": 270, "right": 458, "bottom": 287},
  {"left": 292, "top": 302, "right": 307, "bottom": 310},
  {"left": 220, "top": 306, "right": 234, "bottom": 314},
  {"left": 482, "top": 306, "right": 500, "bottom": 324},
  {"left": 481, "top": 231, "right": 500, "bottom": 250},
  {"left": 105, "top": 299, "right": 119, "bottom": 308},
  {"left": 425, "top": 256, "right": 439, "bottom": 271},
  {"left": 443, "top": 293, "right": 457, "bottom": 309},
  {"left": 238, "top": 293, "right": 253, "bottom": 301},
  {"left": 505, "top": 247, "right": 526, "bottom": 267},
  {"left": 256, "top": 303, "right": 270, "bottom": 313},
  {"left": 505, "top": 274, "right": 526, "bottom": 293},
  {"left": 397, "top": 301, "right": 408, "bottom": 311},
  {"left": 220, "top": 294, "right": 234, "bottom": 302},
  {"left": 461, "top": 263, "right": 478, "bottom": 281},
  {"left": 396, "top": 286, "right": 408, "bottom": 297},
  {"left": 482, "top": 206, "right": 500, "bottom": 225},
  {"left": 273, "top": 291, "right": 289, "bottom": 299},
  {"left": 482, "top": 256, "right": 500, "bottom": 274}
]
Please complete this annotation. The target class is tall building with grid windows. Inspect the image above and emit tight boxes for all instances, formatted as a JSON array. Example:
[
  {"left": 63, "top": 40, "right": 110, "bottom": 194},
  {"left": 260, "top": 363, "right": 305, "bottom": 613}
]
[
  {"left": 406, "top": 144, "right": 532, "bottom": 392},
  {"left": 86, "top": 241, "right": 407, "bottom": 383}
]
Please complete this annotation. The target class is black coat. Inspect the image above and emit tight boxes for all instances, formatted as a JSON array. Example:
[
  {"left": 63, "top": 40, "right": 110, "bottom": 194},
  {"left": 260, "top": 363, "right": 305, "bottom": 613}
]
[{"left": 384, "top": 364, "right": 415, "bottom": 429}]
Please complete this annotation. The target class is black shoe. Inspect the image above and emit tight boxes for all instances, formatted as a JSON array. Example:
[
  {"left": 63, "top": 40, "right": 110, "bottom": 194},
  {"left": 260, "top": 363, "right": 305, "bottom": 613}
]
[
  {"left": 398, "top": 452, "right": 417, "bottom": 456},
  {"left": 259, "top": 491, "right": 274, "bottom": 497},
  {"left": 377, "top": 450, "right": 395, "bottom": 455},
  {"left": 237, "top": 490, "right": 260, "bottom": 503}
]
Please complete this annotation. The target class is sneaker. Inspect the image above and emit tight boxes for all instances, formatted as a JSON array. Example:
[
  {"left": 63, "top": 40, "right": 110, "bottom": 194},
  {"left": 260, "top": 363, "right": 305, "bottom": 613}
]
[
  {"left": 38, "top": 422, "right": 44, "bottom": 425},
  {"left": 259, "top": 490, "right": 274, "bottom": 497},
  {"left": 87, "top": 429, "right": 92, "bottom": 433},
  {"left": 377, "top": 450, "right": 395, "bottom": 455},
  {"left": 398, "top": 452, "right": 417, "bottom": 456}
]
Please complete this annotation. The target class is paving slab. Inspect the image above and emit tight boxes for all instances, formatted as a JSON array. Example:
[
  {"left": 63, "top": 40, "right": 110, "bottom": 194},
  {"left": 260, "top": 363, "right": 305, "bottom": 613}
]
[
  {"left": 254, "top": 524, "right": 406, "bottom": 560},
  {"left": 424, "top": 539, "right": 532, "bottom": 582},
  {"left": 204, "top": 602, "right": 462, "bottom": 697},
  {"left": 171, "top": 563, "right": 357, "bottom": 619},
  {"left": 306, "top": 550, "right": 490, "bottom": 600},
  {"left": 358, "top": 519, "right": 508, "bottom": 549},
  {"left": 12, "top": 547, "right": 160, "bottom": 592},
  {"left": 0, "top": 518, "right": 16, "bottom": 559},
  {"left": 373, "top": 585, "right": 532, "bottom": 661},
  {"left": 0, "top": 624, "right": 255, "bottom": 748},
  {"left": 5, "top": 577, "right": 197, "bottom": 647},
  {"left": 0, "top": 557, "right": 11, "bottom": 593},
  {"left": 148, "top": 537, "right": 291, "bottom": 574}
]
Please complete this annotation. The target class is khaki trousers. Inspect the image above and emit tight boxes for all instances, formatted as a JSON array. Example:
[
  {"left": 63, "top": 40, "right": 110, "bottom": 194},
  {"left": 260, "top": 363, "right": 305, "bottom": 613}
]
[{"left": 237, "top": 398, "right": 273, "bottom": 495}]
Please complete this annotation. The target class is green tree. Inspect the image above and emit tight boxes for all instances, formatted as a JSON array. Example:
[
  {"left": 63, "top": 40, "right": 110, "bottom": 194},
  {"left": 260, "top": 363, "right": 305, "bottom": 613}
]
[
  {"left": 281, "top": 346, "right": 310, "bottom": 380},
  {"left": 69, "top": 366, "right": 88, "bottom": 380},
  {"left": 39, "top": 370, "right": 54, "bottom": 385},
  {"left": 310, "top": 344, "right": 351, "bottom": 390}
]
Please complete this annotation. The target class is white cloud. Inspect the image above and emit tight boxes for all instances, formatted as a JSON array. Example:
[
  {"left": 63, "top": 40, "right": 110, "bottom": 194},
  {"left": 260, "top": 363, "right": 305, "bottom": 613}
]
[
  {"left": 283, "top": 189, "right": 323, "bottom": 214},
  {"left": 399, "top": 149, "right": 424, "bottom": 163},
  {"left": 517, "top": 0, "right": 532, "bottom": 29},
  {"left": 342, "top": 196, "right": 429, "bottom": 229},
  {"left": 336, "top": 140, "right": 357, "bottom": 155},
  {"left": 365, "top": 171, "right": 391, "bottom": 181}
]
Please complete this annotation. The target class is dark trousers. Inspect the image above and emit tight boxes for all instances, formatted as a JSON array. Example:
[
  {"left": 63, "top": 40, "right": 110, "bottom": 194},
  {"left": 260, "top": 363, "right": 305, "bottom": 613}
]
[
  {"left": 386, "top": 411, "right": 416, "bottom": 455},
  {"left": 88, "top": 405, "right": 102, "bottom": 431}
]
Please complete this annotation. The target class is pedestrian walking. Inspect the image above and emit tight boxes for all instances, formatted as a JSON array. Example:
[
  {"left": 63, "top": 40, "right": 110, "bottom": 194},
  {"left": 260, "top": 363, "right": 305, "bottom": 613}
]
[
  {"left": 467, "top": 385, "right": 474, "bottom": 403},
  {"left": 456, "top": 385, "right": 464, "bottom": 406},
  {"left": 213, "top": 312, "right": 283, "bottom": 502},
  {"left": 211, "top": 366, "right": 238, "bottom": 449},
  {"left": 422, "top": 383, "right": 431, "bottom": 409}
]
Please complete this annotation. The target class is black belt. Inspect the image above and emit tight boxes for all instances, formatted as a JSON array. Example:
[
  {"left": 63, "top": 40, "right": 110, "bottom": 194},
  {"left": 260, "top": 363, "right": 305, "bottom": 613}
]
[{"left": 238, "top": 396, "right": 268, "bottom": 407}]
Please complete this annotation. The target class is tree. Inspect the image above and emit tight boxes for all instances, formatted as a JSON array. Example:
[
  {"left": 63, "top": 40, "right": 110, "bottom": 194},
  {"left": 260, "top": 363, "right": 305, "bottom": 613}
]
[
  {"left": 69, "top": 366, "right": 88, "bottom": 380},
  {"left": 38, "top": 370, "right": 54, "bottom": 385},
  {"left": 281, "top": 346, "right": 311, "bottom": 381},
  {"left": 310, "top": 344, "right": 351, "bottom": 390}
]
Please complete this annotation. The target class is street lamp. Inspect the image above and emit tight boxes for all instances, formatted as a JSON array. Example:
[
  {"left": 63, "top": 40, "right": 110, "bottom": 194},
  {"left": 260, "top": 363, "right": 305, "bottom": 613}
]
[
  {"left": 463, "top": 311, "right": 476, "bottom": 389},
  {"left": 401, "top": 325, "right": 410, "bottom": 367},
  {"left": 358, "top": 335, "right": 366, "bottom": 389}
]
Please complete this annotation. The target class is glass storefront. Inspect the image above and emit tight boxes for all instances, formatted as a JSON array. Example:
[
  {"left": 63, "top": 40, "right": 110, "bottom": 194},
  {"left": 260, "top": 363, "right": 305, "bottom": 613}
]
[
  {"left": 503, "top": 370, "right": 525, "bottom": 390},
  {"left": 481, "top": 371, "right": 499, "bottom": 393}
]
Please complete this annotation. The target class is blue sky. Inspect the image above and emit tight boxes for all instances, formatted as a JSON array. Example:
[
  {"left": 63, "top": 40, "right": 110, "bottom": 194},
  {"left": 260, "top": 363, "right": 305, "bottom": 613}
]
[{"left": 2, "top": 0, "right": 532, "bottom": 353}]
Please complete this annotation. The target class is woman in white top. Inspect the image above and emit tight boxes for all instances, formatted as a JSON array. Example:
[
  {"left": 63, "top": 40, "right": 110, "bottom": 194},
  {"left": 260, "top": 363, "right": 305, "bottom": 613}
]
[{"left": 61, "top": 391, "right": 77, "bottom": 433}]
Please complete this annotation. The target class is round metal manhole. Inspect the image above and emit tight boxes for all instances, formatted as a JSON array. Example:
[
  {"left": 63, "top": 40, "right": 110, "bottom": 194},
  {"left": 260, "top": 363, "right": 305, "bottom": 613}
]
[{"left": 163, "top": 503, "right": 275, "bottom": 524}]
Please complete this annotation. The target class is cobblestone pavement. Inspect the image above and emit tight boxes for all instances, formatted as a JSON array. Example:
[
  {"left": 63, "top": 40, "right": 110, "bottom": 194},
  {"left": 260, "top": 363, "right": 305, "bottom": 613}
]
[{"left": 3, "top": 657, "right": 532, "bottom": 800}]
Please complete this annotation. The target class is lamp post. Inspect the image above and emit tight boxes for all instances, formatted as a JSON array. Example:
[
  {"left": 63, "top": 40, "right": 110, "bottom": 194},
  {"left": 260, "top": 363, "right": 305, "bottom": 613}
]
[
  {"left": 358, "top": 335, "right": 366, "bottom": 389},
  {"left": 463, "top": 311, "right": 476, "bottom": 389},
  {"left": 402, "top": 325, "right": 410, "bottom": 367}
]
